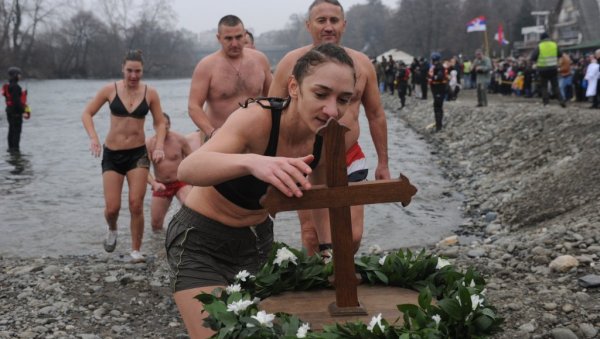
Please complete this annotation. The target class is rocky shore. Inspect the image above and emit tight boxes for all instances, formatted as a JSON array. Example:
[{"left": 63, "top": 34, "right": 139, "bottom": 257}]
[
  {"left": 1, "top": 90, "right": 599, "bottom": 339},
  {"left": 381, "top": 90, "right": 600, "bottom": 339}
]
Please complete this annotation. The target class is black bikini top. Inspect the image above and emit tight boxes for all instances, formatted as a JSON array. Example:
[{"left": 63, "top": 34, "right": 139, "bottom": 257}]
[
  {"left": 109, "top": 83, "right": 149, "bottom": 119},
  {"left": 213, "top": 98, "right": 323, "bottom": 210}
]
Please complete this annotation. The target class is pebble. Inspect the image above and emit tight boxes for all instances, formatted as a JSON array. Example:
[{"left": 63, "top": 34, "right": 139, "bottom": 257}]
[
  {"left": 550, "top": 327, "right": 578, "bottom": 339},
  {"left": 578, "top": 274, "right": 600, "bottom": 288}
]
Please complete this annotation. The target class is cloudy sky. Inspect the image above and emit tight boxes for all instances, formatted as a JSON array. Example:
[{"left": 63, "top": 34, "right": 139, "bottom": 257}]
[{"left": 172, "top": 0, "right": 399, "bottom": 35}]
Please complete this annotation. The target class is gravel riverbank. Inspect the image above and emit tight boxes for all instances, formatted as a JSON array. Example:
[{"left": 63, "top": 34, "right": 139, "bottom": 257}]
[
  {"left": 1, "top": 90, "right": 599, "bottom": 339},
  {"left": 381, "top": 90, "right": 600, "bottom": 339}
]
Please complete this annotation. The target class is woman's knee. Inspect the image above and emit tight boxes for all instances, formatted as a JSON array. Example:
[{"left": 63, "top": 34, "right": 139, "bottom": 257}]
[
  {"left": 128, "top": 199, "right": 144, "bottom": 215},
  {"left": 104, "top": 203, "right": 121, "bottom": 218}
]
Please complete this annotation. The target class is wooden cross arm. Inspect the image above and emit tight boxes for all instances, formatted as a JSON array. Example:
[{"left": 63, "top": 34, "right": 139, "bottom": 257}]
[{"left": 260, "top": 174, "right": 417, "bottom": 216}]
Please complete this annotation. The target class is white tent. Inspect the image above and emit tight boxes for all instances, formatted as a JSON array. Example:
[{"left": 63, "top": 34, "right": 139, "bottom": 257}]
[{"left": 376, "top": 49, "right": 414, "bottom": 64}]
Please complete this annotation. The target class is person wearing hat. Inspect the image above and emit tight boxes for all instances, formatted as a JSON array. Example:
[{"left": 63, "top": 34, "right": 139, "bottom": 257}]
[
  {"left": 1, "top": 67, "right": 30, "bottom": 152},
  {"left": 530, "top": 32, "right": 566, "bottom": 107},
  {"left": 428, "top": 52, "right": 448, "bottom": 132}
]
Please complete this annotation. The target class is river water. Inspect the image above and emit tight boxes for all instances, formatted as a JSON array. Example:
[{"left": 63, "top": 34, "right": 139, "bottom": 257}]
[{"left": 0, "top": 79, "right": 464, "bottom": 258}]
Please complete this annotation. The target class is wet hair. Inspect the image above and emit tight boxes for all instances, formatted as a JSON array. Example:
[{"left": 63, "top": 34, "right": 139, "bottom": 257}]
[
  {"left": 239, "top": 44, "right": 355, "bottom": 111},
  {"left": 8, "top": 67, "right": 21, "bottom": 81},
  {"left": 245, "top": 30, "right": 254, "bottom": 44},
  {"left": 123, "top": 49, "right": 144, "bottom": 65},
  {"left": 218, "top": 15, "right": 243, "bottom": 30},
  {"left": 292, "top": 43, "right": 355, "bottom": 85},
  {"left": 308, "top": 0, "right": 344, "bottom": 18},
  {"left": 163, "top": 112, "right": 170, "bottom": 123}
]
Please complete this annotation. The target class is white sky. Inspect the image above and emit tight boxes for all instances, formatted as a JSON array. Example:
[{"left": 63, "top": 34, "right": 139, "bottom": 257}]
[{"left": 172, "top": 0, "right": 399, "bottom": 35}]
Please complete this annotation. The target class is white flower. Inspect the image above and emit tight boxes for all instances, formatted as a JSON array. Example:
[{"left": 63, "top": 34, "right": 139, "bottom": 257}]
[
  {"left": 368, "top": 244, "right": 382, "bottom": 254},
  {"left": 273, "top": 247, "right": 298, "bottom": 266},
  {"left": 469, "top": 280, "right": 476, "bottom": 288},
  {"left": 226, "top": 299, "right": 254, "bottom": 315},
  {"left": 225, "top": 283, "right": 241, "bottom": 294},
  {"left": 436, "top": 257, "right": 450, "bottom": 269},
  {"left": 470, "top": 294, "right": 484, "bottom": 310},
  {"left": 296, "top": 323, "right": 310, "bottom": 338},
  {"left": 432, "top": 314, "right": 441, "bottom": 328},
  {"left": 247, "top": 310, "right": 275, "bottom": 328},
  {"left": 367, "top": 313, "right": 385, "bottom": 332},
  {"left": 480, "top": 288, "right": 487, "bottom": 296},
  {"left": 378, "top": 255, "right": 388, "bottom": 266},
  {"left": 234, "top": 270, "right": 253, "bottom": 282}
]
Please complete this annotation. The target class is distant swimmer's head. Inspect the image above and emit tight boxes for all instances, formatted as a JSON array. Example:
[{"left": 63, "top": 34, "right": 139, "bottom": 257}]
[
  {"left": 122, "top": 49, "right": 144, "bottom": 87},
  {"left": 163, "top": 112, "right": 171, "bottom": 130},
  {"left": 7, "top": 67, "right": 21, "bottom": 81},
  {"left": 289, "top": 43, "right": 355, "bottom": 130},
  {"left": 244, "top": 30, "right": 255, "bottom": 49},
  {"left": 306, "top": 0, "right": 346, "bottom": 45},
  {"left": 217, "top": 15, "right": 245, "bottom": 58}
]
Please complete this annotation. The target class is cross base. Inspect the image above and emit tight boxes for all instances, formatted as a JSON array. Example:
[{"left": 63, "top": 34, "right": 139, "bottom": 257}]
[
  {"left": 328, "top": 301, "right": 367, "bottom": 316},
  {"left": 260, "top": 285, "right": 420, "bottom": 330}
]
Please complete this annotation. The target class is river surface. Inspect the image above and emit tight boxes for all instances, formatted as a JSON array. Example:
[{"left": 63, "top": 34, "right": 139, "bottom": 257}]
[{"left": 0, "top": 79, "right": 464, "bottom": 258}]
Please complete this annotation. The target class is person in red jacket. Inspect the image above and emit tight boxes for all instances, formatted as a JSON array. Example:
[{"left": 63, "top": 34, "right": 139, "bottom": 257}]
[{"left": 2, "top": 67, "right": 30, "bottom": 152}]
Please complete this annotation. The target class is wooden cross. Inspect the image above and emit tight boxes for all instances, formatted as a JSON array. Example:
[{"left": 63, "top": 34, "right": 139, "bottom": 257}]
[{"left": 260, "top": 118, "right": 417, "bottom": 316}]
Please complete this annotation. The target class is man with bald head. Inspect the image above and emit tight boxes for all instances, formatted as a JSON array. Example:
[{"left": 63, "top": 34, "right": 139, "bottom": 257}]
[
  {"left": 269, "top": 0, "right": 390, "bottom": 257},
  {"left": 187, "top": 15, "right": 272, "bottom": 148}
]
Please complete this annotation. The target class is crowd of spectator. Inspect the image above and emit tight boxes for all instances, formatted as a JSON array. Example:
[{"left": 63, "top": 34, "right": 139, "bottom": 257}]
[{"left": 372, "top": 49, "right": 600, "bottom": 108}]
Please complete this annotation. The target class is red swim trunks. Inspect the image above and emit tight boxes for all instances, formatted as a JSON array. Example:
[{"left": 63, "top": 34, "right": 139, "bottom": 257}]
[
  {"left": 152, "top": 180, "right": 187, "bottom": 198},
  {"left": 346, "top": 142, "right": 368, "bottom": 182}
]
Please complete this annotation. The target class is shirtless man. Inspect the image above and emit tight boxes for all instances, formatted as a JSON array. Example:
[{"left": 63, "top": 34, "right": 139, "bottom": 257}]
[
  {"left": 146, "top": 113, "right": 192, "bottom": 232},
  {"left": 269, "top": 0, "right": 390, "bottom": 256},
  {"left": 187, "top": 15, "right": 272, "bottom": 148}
]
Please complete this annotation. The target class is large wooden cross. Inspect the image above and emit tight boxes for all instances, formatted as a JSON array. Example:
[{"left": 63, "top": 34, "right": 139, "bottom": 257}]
[{"left": 260, "top": 118, "right": 417, "bottom": 316}]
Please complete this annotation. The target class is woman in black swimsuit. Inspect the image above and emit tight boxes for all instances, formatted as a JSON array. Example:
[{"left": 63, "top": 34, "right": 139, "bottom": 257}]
[
  {"left": 166, "top": 43, "right": 356, "bottom": 338},
  {"left": 82, "top": 49, "right": 167, "bottom": 263}
]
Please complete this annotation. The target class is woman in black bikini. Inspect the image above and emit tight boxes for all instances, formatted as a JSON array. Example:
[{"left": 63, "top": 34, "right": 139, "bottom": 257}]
[
  {"left": 82, "top": 49, "right": 167, "bottom": 263},
  {"left": 167, "top": 43, "right": 356, "bottom": 338}
]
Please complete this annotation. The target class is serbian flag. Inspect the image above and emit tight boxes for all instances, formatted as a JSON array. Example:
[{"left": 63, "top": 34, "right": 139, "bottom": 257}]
[
  {"left": 466, "top": 16, "right": 487, "bottom": 32},
  {"left": 494, "top": 24, "right": 509, "bottom": 45}
]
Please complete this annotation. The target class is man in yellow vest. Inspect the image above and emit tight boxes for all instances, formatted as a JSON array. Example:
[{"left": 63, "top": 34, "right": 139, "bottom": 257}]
[{"left": 530, "top": 32, "right": 566, "bottom": 107}]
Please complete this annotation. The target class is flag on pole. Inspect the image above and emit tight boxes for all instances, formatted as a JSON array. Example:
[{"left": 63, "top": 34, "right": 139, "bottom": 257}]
[
  {"left": 494, "top": 24, "right": 509, "bottom": 45},
  {"left": 466, "top": 16, "right": 487, "bottom": 33}
]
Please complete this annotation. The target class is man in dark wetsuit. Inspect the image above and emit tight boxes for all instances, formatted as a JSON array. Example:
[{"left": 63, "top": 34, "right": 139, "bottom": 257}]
[
  {"left": 2, "top": 67, "right": 30, "bottom": 152},
  {"left": 428, "top": 52, "right": 448, "bottom": 132},
  {"left": 395, "top": 60, "right": 410, "bottom": 108},
  {"left": 269, "top": 0, "right": 390, "bottom": 256}
]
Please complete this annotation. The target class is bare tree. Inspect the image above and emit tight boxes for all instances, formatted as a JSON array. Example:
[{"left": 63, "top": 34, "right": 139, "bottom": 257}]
[{"left": 345, "top": 0, "right": 390, "bottom": 57}]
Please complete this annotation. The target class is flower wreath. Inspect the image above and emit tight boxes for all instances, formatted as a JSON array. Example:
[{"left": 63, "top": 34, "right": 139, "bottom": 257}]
[{"left": 197, "top": 242, "right": 504, "bottom": 338}]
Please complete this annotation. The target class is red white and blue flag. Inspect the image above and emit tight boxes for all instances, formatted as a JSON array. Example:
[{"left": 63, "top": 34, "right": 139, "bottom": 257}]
[
  {"left": 494, "top": 24, "right": 509, "bottom": 45},
  {"left": 466, "top": 16, "right": 487, "bottom": 33}
]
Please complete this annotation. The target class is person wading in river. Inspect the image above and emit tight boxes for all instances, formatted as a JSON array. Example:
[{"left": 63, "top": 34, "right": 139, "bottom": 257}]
[{"left": 82, "top": 49, "right": 167, "bottom": 263}]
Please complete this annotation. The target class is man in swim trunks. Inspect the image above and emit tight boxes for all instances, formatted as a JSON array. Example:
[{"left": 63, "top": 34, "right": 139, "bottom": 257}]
[
  {"left": 186, "top": 15, "right": 272, "bottom": 149},
  {"left": 269, "top": 0, "right": 390, "bottom": 255},
  {"left": 146, "top": 113, "right": 192, "bottom": 232}
]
